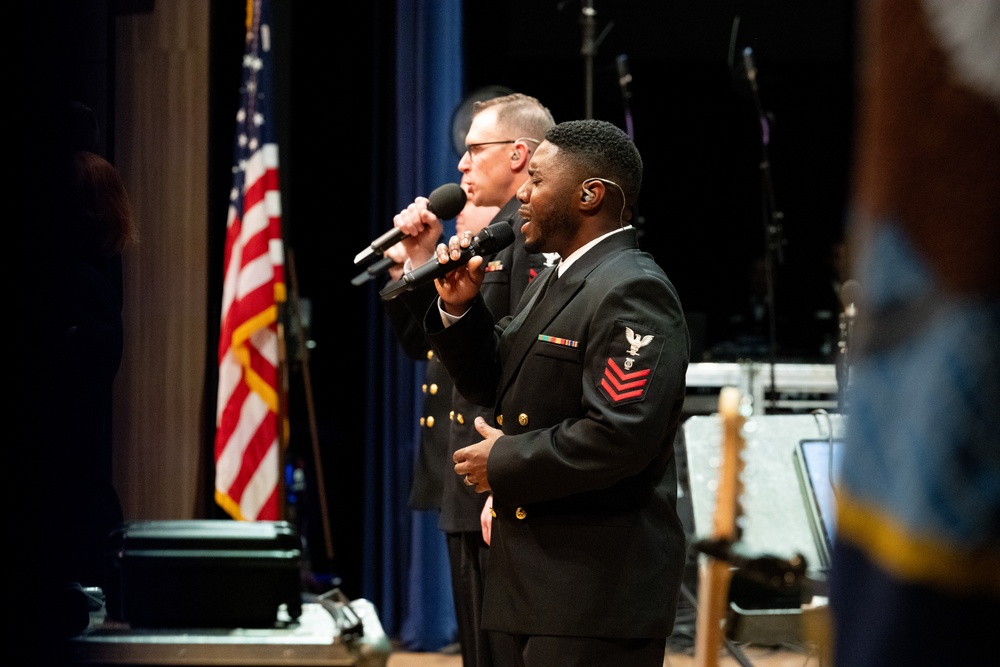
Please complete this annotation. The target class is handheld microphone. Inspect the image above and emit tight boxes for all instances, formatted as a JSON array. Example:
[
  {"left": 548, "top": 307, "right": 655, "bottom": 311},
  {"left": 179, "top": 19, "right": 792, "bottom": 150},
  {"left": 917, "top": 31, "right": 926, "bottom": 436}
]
[
  {"left": 353, "top": 183, "right": 467, "bottom": 265},
  {"left": 380, "top": 222, "right": 516, "bottom": 301}
]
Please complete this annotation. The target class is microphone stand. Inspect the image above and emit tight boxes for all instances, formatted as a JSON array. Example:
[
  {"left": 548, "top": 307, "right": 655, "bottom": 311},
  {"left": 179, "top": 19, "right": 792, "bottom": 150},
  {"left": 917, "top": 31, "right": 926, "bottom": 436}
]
[
  {"left": 616, "top": 54, "right": 635, "bottom": 140},
  {"left": 580, "top": 1, "right": 597, "bottom": 119},
  {"left": 560, "top": 0, "right": 612, "bottom": 119},
  {"left": 744, "top": 48, "right": 785, "bottom": 412},
  {"left": 285, "top": 249, "right": 335, "bottom": 564},
  {"left": 615, "top": 52, "right": 644, "bottom": 235},
  {"left": 836, "top": 300, "right": 856, "bottom": 413}
]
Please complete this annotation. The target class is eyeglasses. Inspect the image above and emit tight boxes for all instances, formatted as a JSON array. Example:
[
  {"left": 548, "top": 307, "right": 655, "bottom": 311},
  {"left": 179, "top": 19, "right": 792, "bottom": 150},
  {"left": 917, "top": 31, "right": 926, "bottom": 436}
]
[
  {"left": 464, "top": 140, "right": 516, "bottom": 158},
  {"left": 464, "top": 137, "right": 540, "bottom": 158}
]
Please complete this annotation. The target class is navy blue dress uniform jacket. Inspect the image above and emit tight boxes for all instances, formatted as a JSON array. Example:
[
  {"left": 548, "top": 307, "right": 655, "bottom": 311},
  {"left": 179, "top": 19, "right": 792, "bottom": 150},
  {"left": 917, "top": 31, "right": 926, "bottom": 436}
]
[
  {"left": 396, "top": 196, "right": 548, "bottom": 533},
  {"left": 424, "top": 228, "right": 690, "bottom": 638},
  {"left": 386, "top": 287, "right": 453, "bottom": 510}
]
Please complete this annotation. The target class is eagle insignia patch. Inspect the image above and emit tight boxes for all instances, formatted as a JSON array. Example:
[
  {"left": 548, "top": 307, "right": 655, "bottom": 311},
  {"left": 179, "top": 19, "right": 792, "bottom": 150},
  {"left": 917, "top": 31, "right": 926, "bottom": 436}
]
[
  {"left": 599, "top": 323, "right": 661, "bottom": 405},
  {"left": 625, "top": 327, "right": 653, "bottom": 357}
]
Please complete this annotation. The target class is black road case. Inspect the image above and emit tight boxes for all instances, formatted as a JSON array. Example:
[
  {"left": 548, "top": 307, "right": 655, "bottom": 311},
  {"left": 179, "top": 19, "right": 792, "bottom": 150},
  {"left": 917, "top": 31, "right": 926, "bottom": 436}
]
[{"left": 104, "top": 520, "right": 303, "bottom": 628}]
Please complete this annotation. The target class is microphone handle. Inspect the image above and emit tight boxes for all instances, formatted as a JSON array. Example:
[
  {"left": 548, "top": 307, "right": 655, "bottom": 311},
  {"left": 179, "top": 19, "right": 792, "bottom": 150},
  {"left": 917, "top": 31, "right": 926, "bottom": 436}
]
[
  {"left": 407, "top": 248, "right": 475, "bottom": 286},
  {"left": 371, "top": 226, "right": 406, "bottom": 250},
  {"left": 355, "top": 228, "right": 407, "bottom": 265}
]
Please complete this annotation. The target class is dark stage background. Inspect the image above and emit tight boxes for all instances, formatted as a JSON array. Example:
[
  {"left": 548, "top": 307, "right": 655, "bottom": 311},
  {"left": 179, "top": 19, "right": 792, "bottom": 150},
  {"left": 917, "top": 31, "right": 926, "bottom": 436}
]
[
  {"left": 210, "top": 0, "right": 856, "bottom": 609},
  {"left": 458, "top": 1, "right": 855, "bottom": 362}
]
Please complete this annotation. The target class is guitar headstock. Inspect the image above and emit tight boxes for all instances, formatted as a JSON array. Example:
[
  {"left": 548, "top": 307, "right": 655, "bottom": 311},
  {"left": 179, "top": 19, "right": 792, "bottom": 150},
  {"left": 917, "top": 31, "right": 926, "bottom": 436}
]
[
  {"left": 712, "top": 386, "right": 748, "bottom": 543},
  {"left": 694, "top": 386, "right": 749, "bottom": 667}
]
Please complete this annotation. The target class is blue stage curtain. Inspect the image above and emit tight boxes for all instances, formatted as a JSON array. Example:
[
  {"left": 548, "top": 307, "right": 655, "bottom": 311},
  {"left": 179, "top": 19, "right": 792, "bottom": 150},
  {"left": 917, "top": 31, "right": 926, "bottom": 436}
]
[{"left": 361, "top": 0, "right": 463, "bottom": 651}]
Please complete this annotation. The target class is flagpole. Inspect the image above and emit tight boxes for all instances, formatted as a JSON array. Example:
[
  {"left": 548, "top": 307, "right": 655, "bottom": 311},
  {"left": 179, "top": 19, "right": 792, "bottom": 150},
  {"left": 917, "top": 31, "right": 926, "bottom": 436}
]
[{"left": 276, "top": 313, "right": 289, "bottom": 521}]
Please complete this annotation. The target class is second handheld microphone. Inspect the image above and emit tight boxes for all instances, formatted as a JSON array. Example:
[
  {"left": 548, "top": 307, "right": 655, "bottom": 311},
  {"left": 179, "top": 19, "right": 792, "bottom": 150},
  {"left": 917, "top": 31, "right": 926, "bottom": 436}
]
[{"left": 354, "top": 183, "right": 468, "bottom": 265}]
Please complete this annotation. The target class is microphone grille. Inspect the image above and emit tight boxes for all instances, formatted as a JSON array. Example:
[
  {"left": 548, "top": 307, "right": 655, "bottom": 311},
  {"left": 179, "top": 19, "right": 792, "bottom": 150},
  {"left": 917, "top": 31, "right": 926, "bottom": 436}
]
[
  {"left": 427, "top": 183, "right": 467, "bottom": 220},
  {"left": 473, "top": 221, "right": 516, "bottom": 254}
]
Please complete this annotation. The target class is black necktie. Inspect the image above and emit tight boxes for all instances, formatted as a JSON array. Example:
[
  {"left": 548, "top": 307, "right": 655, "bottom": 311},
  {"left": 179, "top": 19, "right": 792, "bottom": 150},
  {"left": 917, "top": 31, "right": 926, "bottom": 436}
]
[{"left": 537, "top": 266, "right": 559, "bottom": 302}]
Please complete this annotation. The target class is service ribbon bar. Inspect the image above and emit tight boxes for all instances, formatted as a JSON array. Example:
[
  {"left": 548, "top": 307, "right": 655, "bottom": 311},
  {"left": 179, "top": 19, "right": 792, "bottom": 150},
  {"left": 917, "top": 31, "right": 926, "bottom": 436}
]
[{"left": 538, "top": 334, "right": 579, "bottom": 348}]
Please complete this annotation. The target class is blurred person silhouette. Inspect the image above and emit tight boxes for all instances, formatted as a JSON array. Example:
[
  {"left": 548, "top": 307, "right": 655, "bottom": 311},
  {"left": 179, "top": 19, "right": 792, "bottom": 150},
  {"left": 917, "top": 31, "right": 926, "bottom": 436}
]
[
  {"left": 829, "top": 1, "right": 1000, "bottom": 665},
  {"left": 25, "top": 146, "right": 137, "bottom": 658},
  {"left": 51, "top": 150, "right": 135, "bottom": 584},
  {"left": 386, "top": 92, "right": 555, "bottom": 667}
]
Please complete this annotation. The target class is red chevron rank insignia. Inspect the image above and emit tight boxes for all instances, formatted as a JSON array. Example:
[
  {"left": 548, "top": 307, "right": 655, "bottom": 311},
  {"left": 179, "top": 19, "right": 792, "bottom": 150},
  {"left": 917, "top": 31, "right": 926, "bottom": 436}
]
[
  {"left": 601, "top": 359, "right": 651, "bottom": 404},
  {"left": 598, "top": 324, "right": 660, "bottom": 405}
]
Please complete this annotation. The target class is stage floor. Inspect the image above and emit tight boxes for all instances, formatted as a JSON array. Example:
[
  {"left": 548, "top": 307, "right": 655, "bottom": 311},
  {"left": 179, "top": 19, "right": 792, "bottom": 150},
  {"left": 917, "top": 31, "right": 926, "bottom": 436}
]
[{"left": 388, "top": 644, "right": 819, "bottom": 667}]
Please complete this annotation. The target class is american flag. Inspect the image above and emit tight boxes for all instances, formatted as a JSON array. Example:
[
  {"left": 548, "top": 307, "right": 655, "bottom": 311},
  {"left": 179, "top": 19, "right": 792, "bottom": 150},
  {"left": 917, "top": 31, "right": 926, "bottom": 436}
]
[{"left": 215, "top": 0, "right": 286, "bottom": 521}]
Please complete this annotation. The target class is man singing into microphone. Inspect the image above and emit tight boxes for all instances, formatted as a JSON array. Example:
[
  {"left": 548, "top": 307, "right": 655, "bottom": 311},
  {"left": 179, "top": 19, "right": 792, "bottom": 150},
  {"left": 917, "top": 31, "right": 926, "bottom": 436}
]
[
  {"left": 387, "top": 92, "right": 555, "bottom": 667},
  {"left": 424, "top": 119, "right": 690, "bottom": 666}
]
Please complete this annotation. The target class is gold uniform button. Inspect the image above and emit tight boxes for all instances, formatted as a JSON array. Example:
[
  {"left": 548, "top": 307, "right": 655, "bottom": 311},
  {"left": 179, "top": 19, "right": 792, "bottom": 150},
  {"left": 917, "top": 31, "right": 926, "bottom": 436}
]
[
  {"left": 426, "top": 350, "right": 434, "bottom": 360},
  {"left": 489, "top": 507, "right": 496, "bottom": 518},
  {"left": 518, "top": 413, "right": 529, "bottom": 426},
  {"left": 430, "top": 383, "right": 439, "bottom": 395},
  {"left": 426, "top": 416, "right": 435, "bottom": 428},
  {"left": 421, "top": 383, "right": 428, "bottom": 394},
  {"left": 419, "top": 417, "right": 426, "bottom": 427},
  {"left": 456, "top": 413, "right": 465, "bottom": 425},
  {"left": 497, "top": 414, "right": 504, "bottom": 426},
  {"left": 515, "top": 507, "right": 527, "bottom": 520},
  {"left": 449, "top": 410, "right": 455, "bottom": 422}
]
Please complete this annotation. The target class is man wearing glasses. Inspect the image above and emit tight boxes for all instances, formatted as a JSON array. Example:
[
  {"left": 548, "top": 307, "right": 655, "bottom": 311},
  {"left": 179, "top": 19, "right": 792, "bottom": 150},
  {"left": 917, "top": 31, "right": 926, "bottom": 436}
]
[{"left": 389, "top": 92, "right": 555, "bottom": 667}]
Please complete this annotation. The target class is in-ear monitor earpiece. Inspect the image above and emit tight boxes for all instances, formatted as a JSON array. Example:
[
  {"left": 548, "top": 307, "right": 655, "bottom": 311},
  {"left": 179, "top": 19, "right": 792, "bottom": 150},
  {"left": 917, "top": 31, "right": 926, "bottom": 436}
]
[{"left": 581, "top": 177, "right": 627, "bottom": 227}]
